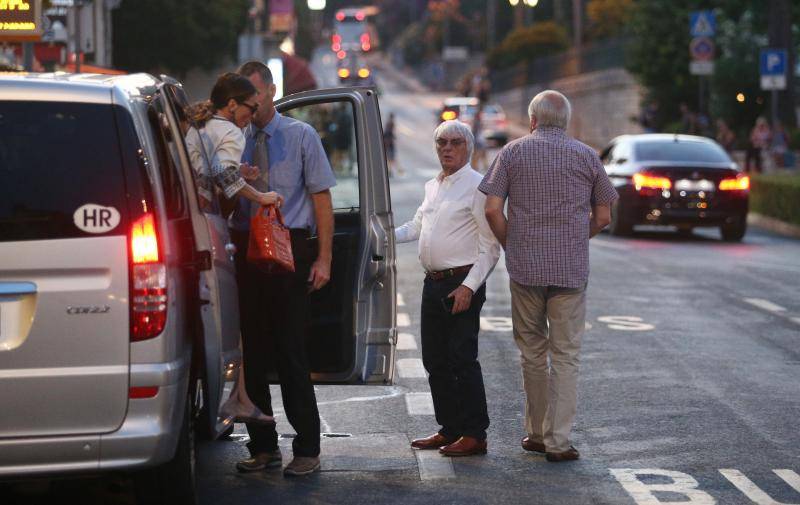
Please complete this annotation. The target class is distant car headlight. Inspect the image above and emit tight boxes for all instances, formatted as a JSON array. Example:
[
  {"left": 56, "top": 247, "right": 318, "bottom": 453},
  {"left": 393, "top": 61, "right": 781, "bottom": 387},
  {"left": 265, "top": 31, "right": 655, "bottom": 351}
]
[
  {"left": 338, "top": 68, "right": 350, "bottom": 79},
  {"left": 441, "top": 110, "right": 457, "bottom": 121},
  {"left": 358, "top": 68, "right": 370, "bottom": 78}
]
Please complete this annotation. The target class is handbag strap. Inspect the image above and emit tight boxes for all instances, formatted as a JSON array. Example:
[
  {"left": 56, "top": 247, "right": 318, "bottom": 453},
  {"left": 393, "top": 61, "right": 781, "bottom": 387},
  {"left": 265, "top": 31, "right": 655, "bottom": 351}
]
[{"left": 260, "top": 205, "right": 286, "bottom": 227}]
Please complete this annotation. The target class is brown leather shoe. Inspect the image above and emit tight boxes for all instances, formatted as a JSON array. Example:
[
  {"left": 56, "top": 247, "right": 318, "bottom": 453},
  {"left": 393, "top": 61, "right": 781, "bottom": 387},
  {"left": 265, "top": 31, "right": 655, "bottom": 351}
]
[
  {"left": 411, "top": 433, "right": 456, "bottom": 450},
  {"left": 546, "top": 445, "right": 580, "bottom": 462},
  {"left": 521, "top": 436, "right": 546, "bottom": 453},
  {"left": 438, "top": 436, "right": 487, "bottom": 457}
]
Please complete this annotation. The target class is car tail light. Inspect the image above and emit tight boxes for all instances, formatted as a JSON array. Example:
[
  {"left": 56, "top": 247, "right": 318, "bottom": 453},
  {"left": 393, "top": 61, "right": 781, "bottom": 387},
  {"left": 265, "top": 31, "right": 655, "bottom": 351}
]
[
  {"left": 361, "top": 42, "right": 372, "bottom": 51},
  {"left": 633, "top": 173, "right": 672, "bottom": 191},
  {"left": 331, "top": 42, "right": 341, "bottom": 52},
  {"left": 338, "top": 68, "right": 350, "bottom": 79},
  {"left": 358, "top": 68, "right": 370, "bottom": 78},
  {"left": 336, "top": 12, "right": 345, "bottom": 21},
  {"left": 441, "top": 110, "right": 457, "bottom": 121},
  {"left": 719, "top": 174, "right": 749, "bottom": 191},
  {"left": 356, "top": 11, "right": 365, "bottom": 21},
  {"left": 336, "top": 50, "right": 346, "bottom": 60},
  {"left": 332, "top": 34, "right": 341, "bottom": 44},
  {"left": 130, "top": 213, "right": 167, "bottom": 341},
  {"left": 129, "top": 386, "right": 159, "bottom": 399}
]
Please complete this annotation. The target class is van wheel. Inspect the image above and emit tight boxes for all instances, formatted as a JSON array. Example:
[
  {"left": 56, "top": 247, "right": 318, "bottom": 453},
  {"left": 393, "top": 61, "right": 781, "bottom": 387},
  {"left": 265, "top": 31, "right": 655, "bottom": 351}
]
[{"left": 134, "top": 391, "right": 197, "bottom": 505}]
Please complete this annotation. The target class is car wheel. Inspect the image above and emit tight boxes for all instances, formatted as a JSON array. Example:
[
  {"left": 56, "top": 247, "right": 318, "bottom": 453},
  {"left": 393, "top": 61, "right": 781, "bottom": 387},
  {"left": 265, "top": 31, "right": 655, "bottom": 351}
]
[
  {"left": 609, "top": 199, "right": 633, "bottom": 236},
  {"left": 134, "top": 389, "right": 198, "bottom": 505},
  {"left": 720, "top": 215, "right": 747, "bottom": 242}
]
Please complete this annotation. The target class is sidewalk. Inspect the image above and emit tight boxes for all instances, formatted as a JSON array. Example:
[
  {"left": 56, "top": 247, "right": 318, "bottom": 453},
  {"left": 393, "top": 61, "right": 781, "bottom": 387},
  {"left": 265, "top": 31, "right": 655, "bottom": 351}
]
[{"left": 748, "top": 213, "right": 800, "bottom": 239}]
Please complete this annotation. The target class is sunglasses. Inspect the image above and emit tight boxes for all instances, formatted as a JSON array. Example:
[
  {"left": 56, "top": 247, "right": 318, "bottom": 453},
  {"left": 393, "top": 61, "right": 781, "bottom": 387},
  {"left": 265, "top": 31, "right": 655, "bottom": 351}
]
[
  {"left": 435, "top": 137, "right": 466, "bottom": 147},
  {"left": 239, "top": 101, "right": 259, "bottom": 114}
]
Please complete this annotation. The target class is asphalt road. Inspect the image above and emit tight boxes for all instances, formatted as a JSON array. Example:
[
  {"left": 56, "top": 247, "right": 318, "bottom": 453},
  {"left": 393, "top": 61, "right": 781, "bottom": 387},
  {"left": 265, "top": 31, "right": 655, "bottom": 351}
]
[{"left": 3, "top": 53, "right": 799, "bottom": 505}]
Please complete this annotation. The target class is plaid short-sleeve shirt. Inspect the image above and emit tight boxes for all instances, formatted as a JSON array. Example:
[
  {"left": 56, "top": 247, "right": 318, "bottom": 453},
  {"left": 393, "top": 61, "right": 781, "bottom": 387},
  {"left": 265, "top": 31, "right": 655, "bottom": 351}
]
[{"left": 478, "top": 126, "right": 618, "bottom": 288}]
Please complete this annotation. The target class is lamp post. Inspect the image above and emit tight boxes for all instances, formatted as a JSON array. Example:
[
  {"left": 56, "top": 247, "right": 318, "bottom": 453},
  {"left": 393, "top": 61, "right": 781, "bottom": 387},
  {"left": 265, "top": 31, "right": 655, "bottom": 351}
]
[{"left": 509, "top": 0, "right": 538, "bottom": 28}]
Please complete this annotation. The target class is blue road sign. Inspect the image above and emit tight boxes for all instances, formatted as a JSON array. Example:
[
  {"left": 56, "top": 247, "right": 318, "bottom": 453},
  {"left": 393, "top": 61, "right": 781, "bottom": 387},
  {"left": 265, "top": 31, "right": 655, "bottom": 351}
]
[
  {"left": 760, "top": 49, "right": 787, "bottom": 76},
  {"left": 690, "top": 11, "right": 716, "bottom": 37}
]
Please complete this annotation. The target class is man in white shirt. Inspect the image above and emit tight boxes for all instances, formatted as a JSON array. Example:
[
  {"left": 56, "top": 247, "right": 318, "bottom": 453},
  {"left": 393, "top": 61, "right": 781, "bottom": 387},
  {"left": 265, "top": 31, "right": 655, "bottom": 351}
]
[{"left": 396, "top": 120, "right": 501, "bottom": 457}]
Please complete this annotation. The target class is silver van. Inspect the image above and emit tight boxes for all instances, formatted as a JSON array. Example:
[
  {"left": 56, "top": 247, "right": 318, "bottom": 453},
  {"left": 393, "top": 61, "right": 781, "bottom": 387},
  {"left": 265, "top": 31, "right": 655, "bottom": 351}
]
[{"left": 0, "top": 73, "right": 396, "bottom": 504}]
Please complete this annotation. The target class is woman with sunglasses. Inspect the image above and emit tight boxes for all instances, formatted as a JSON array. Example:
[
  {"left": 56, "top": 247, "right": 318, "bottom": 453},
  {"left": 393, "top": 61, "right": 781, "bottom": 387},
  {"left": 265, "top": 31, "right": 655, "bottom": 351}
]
[
  {"left": 185, "top": 73, "right": 280, "bottom": 426},
  {"left": 186, "top": 72, "right": 282, "bottom": 210}
]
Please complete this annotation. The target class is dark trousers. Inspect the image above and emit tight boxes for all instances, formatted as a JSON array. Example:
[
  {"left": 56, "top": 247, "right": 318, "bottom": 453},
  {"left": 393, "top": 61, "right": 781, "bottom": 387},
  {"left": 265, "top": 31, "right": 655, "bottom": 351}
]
[
  {"left": 231, "top": 228, "right": 321, "bottom": 458},
  {"left": 746, "top": 147, "right": 763, "bottom": 173},
  {"left": 420, "top": 273, "right": 489, "bottom": 441}
]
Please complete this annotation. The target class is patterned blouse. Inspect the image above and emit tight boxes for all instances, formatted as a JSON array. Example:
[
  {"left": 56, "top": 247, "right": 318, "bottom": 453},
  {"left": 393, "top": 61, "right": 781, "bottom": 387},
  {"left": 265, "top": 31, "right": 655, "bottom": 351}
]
[{"left": 185, "top": 116, "right": 247, "bottom": 202}]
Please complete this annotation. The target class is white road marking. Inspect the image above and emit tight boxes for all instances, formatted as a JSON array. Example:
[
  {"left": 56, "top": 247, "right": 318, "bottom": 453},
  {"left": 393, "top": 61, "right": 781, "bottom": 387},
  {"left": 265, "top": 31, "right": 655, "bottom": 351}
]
[
  {"left": 720, "top": 468, "right": 800, "bottom": 504},
  {"left": 397, "top": 332, "right": 418, "bottom": 350},
  {"left": 397, "top": 293, "right": 406, "bottom": 306},
  {"left": 397, "top": 358, "right": 427, "bottom": 378},
  {"left": 743, "top": 298, "right": 788, "bottom": 313},
  {"left": 405, "top": 392, "right": 434, "bottom": 415},
  {"left": 397, "top": 313, "right": 411, "bottom": 327},
  {"left": 611, "top": 468, "right": 716, "bottom": 504},
  {"left": 314, "top": 387, "right": 405, "bottom": 407},
  {"left": 591, "top": 239, "right": 630, "bottom": 251},
  {"left": 585, "top": 322, "right": 593, "bottom": 330},
  {"left": 598, "top": 316, "right": 655, "bottom": 331},
  {"left": 480, "top": 316, "right": 513, "bottom": 332},
  {"left": 415, "top": 450, "right": 455, "bottom": 480}
]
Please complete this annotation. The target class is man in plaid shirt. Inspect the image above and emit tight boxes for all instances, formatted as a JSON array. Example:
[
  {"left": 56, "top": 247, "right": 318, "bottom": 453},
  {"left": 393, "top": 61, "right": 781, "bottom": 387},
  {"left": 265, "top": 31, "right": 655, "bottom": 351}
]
[{"left": 479, "top": 90, "right": 618, "bottom": 462}]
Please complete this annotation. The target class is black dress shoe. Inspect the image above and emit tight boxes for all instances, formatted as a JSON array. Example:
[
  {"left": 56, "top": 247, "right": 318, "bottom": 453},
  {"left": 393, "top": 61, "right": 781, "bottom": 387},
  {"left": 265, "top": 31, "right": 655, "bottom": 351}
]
[
  {"left": 546, "top": 446, "right": 580, "bottom": 462},
  {"left": 411, "top": 433, "right": 456, "bottom": 450},
  {"left": 521, "top": 436, "right": 546, "bottom": 453}
]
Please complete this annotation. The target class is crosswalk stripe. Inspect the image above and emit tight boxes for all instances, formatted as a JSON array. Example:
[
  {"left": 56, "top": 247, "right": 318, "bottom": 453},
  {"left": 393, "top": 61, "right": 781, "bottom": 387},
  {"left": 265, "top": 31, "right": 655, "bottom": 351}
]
[
  {"left": 397, "top": 293, "right": 406, "bottom": 306},
  {"left": 397, "top": 358, "right": 427, "bottom": 378},
  {"left": 397, "top": 332, "right": 418, "bottom": 350},
  {"left": 415, "top": 450, "right": 455, "bottom": 480},
  {"left": 397, "top": 313, "right": 411, "bottom": 327},
  {"left": 743, "top": 298, "right": 787, "bottom": 312},
  {"left": 405, "top": 392, "right": 434, "bottom": 415}
]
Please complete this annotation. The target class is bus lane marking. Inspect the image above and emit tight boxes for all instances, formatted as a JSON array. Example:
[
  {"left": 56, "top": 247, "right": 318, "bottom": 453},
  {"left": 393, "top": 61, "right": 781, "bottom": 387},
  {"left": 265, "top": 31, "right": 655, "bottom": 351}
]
[
  {"left": 396, "top": 332, "right": 418, "bottom": 350},
  {"left": 397, "top": 313, "right": 411, "bottom": 327},
  {"left": 415, "top": 450, "right": 455, "bottom": 480},
  {"left": 598, "top": 316, "right": 655, "bottom": 331},
  {"left": 719, "top": 468, "right": 800, "bottom": 505},
  {"left": 743, "top": 298, "right": 788, "bottom": 313},
  {"left": 397, "top": 293, "right": 406, "bottom": 307},
  {"left": 405, "top": 392, "right": 434, "bottom": 415},
  {"left": 397, "top": 358, "right": 426, "bottom": 378}
]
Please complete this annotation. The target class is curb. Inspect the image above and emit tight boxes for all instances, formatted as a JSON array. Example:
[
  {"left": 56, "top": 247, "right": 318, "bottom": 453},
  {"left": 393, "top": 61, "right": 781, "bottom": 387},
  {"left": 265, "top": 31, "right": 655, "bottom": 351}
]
[{"left": 747, "top": 213, "right": 800, "bottom": 239}]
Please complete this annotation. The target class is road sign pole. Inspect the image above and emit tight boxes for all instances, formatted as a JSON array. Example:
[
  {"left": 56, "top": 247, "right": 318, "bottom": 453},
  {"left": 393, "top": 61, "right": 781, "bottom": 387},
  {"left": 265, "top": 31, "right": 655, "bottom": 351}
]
[
  {"left": 698, "top": 77, "right": 704, "bottom": 117},
  {"left": 23, "top": 42, "right": 34, "bottom": 71},
  {"left": 772, "top": 89, "right": 778, "bottom": 126}
]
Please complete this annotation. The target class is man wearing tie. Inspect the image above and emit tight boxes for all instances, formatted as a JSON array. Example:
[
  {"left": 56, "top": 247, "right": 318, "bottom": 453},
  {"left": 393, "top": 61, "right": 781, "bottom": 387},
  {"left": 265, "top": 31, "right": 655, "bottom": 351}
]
[{"left": 231, "top": 61, "right": 336, "bottom": 476}]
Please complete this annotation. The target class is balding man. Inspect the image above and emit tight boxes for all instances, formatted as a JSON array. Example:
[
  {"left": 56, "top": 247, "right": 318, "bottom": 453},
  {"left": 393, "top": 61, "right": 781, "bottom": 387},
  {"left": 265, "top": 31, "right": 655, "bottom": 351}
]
[{"left": 479, "top": 90, "right": 618, "bottom": 462}]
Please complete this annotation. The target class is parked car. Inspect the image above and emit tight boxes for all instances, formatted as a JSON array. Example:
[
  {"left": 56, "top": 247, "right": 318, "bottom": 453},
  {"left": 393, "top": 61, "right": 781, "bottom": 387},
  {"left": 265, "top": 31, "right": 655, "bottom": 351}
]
[
  {"left": 0, "top": 74, "right": 396, "bottom": 503},
  {"left": 600, "top": 134, "right": 749, "bottom": 241},
  {"left": 438, "top": 97, "right": 509, "bottom": 146}
]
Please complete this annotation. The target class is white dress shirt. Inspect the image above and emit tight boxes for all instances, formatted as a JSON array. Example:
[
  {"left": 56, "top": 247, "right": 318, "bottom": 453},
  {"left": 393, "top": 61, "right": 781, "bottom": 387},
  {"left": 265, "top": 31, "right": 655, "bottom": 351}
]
[{"left": 395, "top": 164, "right": 501, "bottom": 292}]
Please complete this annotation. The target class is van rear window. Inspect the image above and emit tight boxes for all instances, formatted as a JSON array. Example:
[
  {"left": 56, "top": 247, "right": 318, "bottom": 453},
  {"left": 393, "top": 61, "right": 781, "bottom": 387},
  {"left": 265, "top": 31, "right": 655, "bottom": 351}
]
[{"left": 0, "top": 101, "right": 135, "bottom": 242}]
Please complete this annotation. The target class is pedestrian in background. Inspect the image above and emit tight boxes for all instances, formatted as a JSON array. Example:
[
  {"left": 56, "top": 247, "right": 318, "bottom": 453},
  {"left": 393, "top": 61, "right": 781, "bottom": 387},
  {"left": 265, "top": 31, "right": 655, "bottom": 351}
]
[
  {"left": 746, "top": 116, "right": 771, "bottom": 173},
  {"left": 232, "top": 61, "right": 336, "bottom": 477},
  {"left": 715, "top": 119, "right": 736, "bottom": 153},
  {"left": 480, "top": 90, "right": 617, "bottom": 462},
  {"left": 384, "top": 112, "right": 403, "bottom": 177},
  {"left": 770, "top": 121, "right": 789, "bottom": 169},
  {"left": 396, "top": 120, "right": 501, "bottom": 457},
  {"left": 471, "top": 105, "right": 488, "bottom": 173}
]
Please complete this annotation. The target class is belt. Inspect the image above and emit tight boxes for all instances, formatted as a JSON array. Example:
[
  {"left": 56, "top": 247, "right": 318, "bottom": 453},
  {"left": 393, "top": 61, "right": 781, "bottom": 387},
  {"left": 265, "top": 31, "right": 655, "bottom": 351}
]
[{"left": 425, "top": 264, "right": 473, "bottom": 281}]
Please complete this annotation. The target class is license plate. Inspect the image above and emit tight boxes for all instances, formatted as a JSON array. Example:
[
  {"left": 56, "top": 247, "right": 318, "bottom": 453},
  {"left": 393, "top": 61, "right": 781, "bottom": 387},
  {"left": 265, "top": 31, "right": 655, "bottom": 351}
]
[{"left": 674, "top": 179, "right": 715, "bottom": 192}]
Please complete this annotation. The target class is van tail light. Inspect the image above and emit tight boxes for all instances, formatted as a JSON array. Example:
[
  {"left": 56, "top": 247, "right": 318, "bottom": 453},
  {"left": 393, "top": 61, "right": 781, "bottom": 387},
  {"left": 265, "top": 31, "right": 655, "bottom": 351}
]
[
  {"left": 130, "top": 213, "right": 167, "bottom": 341},
  {"left": 633, "top": 173, "right": 672, "bottom": 192},
  {"left": 129, "top": 386, "right": 159, "bottom": 399},
  {"left": 719, "top": 174, "right": 750, "bottom": 191}
]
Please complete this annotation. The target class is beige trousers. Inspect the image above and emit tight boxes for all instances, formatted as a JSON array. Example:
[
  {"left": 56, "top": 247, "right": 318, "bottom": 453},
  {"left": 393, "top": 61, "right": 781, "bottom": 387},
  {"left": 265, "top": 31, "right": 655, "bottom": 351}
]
[{"left": 510, "top": 280, "right": 586, "bottom": 453}]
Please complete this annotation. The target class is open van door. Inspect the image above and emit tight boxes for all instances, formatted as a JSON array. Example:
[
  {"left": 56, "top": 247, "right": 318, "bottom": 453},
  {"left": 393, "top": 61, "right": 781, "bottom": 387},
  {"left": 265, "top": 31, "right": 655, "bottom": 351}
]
[
  {"left": 156, "top": 81, "right": 241, "bottom": 436},
  {"left": 276, "top": 87, "right": 396, "bottom": 384}
]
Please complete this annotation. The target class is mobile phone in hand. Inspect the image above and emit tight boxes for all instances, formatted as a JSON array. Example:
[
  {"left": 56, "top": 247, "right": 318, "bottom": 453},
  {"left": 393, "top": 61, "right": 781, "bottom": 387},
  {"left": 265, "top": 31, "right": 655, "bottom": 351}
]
[{"left": 441, "top": 296, "right": 455, "bottom": 313}]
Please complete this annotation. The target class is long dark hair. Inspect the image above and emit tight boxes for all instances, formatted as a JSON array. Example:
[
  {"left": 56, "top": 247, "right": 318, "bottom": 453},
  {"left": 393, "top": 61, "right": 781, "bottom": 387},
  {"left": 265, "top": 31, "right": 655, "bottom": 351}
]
[{"left": 188, "top": 72, "right": 257, "bottom": 127}]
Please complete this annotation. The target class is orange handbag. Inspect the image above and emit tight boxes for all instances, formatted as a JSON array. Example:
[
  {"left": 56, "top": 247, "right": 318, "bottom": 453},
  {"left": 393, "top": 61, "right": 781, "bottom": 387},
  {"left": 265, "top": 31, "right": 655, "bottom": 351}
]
[{"left": 247, "top": 205, "right": 295, "bottom": 273}]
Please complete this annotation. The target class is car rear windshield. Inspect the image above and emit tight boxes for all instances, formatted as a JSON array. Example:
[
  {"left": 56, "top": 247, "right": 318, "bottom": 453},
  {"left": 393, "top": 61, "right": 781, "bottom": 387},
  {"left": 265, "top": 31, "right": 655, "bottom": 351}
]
[
  {"left": 635, "top": 140, "right": 731, "bottom": 163},
  {"left": 0, "top": 101, "right": 140, "bottom": 242}
]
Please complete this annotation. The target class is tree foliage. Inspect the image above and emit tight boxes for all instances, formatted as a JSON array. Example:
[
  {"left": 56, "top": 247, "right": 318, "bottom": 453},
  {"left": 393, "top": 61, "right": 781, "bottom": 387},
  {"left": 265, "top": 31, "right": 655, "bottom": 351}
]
[
  {"left": 112, "top": 0, "right": 248, "bottom": 77},
  {"left": 486, "top": 21, "right": 569, "bottom": 69},
  {"left": 586, "top": 0, "right": 633, "bottom": 40}
]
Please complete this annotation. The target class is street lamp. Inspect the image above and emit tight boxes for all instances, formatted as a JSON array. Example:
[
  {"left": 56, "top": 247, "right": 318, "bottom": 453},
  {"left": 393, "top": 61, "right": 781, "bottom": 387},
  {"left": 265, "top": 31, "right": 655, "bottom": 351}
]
[
  {"left": 307, "top": 0, "right": 325, "bottom": 10},
  {"left": 509, "top": 0, "right": 538, "bottom": 6}
]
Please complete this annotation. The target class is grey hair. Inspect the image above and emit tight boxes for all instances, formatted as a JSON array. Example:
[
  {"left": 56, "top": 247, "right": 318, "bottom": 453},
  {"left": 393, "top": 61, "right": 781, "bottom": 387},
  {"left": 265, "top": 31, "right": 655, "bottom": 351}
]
[
  {"left": 434, "top": 120, "right": 474, "bottom": 160},
  {"left": 528, "top": 90, "right": 571, "bottom": 129}
]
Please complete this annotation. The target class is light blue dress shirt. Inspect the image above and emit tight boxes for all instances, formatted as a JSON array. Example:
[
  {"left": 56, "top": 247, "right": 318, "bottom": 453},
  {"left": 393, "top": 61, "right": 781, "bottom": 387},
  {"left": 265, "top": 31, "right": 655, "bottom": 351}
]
[{"left": 230, "top": 112, "right": 337, "bottom": 232}]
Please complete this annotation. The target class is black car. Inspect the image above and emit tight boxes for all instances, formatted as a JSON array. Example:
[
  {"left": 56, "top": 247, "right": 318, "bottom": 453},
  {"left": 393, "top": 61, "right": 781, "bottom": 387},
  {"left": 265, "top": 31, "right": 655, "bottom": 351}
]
[{"left": 601, "top": 134, "right": 749, "bottom": 241}]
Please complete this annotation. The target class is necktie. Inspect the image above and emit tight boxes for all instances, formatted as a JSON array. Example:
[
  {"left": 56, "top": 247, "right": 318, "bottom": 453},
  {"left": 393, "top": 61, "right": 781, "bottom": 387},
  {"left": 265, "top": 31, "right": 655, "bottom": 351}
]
[{"left": 251, "top": 130, "right": 270, "bottom": 216}]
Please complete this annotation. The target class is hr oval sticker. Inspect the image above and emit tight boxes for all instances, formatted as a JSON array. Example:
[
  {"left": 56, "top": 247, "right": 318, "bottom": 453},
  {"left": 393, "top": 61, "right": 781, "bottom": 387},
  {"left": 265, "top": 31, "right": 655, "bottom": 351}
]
[{"left": 73, "top": 204, "right": 121, "bottom": 234}]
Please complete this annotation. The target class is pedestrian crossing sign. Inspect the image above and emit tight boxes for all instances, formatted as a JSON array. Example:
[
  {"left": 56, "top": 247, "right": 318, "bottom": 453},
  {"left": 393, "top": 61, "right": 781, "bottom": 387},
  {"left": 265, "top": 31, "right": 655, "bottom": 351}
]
[{"left": 689, "top": 10, "right": 716, "bottom": 38}]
